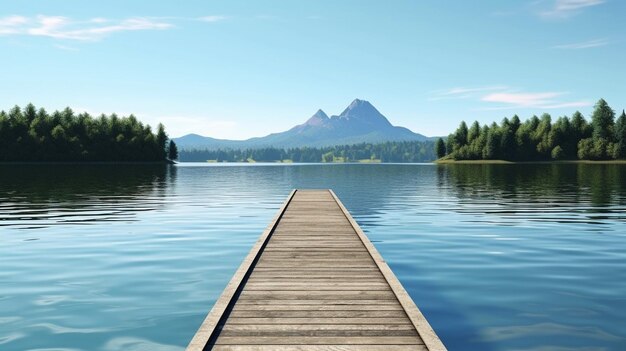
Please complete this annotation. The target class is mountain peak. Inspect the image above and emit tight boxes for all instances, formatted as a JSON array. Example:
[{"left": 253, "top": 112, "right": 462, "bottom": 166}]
[
  {"left": 342, "top": 99, "right": 378, "bottom": 115},
  {"left": 304, "top": 109, "right": 329, "bottom": 127},
  {"left": 338, "top": 99, "right": 392, "bottom": 128},
  {"left": 347, "top": 98, "right": 371, "bottom": 109},
  {"left": 313, "top": 109, "right": 329, "bottom": 119}
]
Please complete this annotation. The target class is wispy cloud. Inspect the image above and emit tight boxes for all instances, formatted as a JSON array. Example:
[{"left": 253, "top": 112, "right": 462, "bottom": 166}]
[
  {"left": 0, "top": 15, "right": 28, "bottom": 34},
  {"left": 435, "top": 85, "right": 591, "bottom": 110},
  {"left": 0, "top": 15, "right": 173, "bottom": 41},
  {"left": 429, "top": 86, "right": 508, "bottom": 101},
  {"left": 481, "top": 91, "right": 591, "bottom": 109},
  {"left": 553, "top": 38, "right": 608, "bottom": 49},
  {"left": 540, "top": 0, "right": 605, "bottom": 18},
  {"left": 198, "top": 15, "right": 228, "bottom": 23}
]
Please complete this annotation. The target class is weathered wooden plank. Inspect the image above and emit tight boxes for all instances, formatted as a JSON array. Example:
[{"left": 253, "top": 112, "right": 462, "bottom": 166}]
[
  {"left": 247, "top": 278, "right": 385, "bottom": 282},
  {"left": 262, "top": 247, "right": 369, "bottom": 251},
  {"left": 268, "top": 235, "right": 360, "bottom": 239},
  {"left": 212, "top": 345, "right": 428, "bottom": 351},
  {"left": 259, "top": 252, "right": 371, "bottom": 257},
  {"left": 250, "top": 272, "right": 380, "bottom": 276},
  {"left": 243, "top": 283, "right": 388, "bottom": 288},
  {"left": 270, "top": 235, "right": 358, "bottom": 239},
  {"left": 243, "top": 282, "right": 390, "bottom": 287},
  {"left": 231, "top": 305, "right": 404, "bottom": 311},
  {"left": 228, "top": 310, "right": 407, "bottom": 318},
  {"left": 243, "top": 279, "right": 387, "bottom": 283},
  {"left": 223, "top": 317, "right": 412, "bottom": 325},
  {"left": 254, "top": 261, "right": 376, "bottom": 266},
  {"left": 219, "top": 329, "right": 417, "bottom": 337},
  {"left": 257, "top": 259, "right": 375, "bottom": 264},
  {"left": 238, "top": 291, "right": 397, "bottom": 300},
  {"left": 261, "top": 248, "right": 366, "bottom": 252},
  {"left": 237, "top": 299, "right": 400, "bottom": 306},
  {"left": 250, "top": 267, "right": 380, "bottom": 271},
  {"left": 215, "top": 336, "right": 422, "bottom": 345},
  {"left": 261, "top": 251, "right": 366, "bottom": 254},
  {"left": 243, "top": 286, "right": 391, "bottom": 291},
  {"left": 263, "top": 244, "right": 365, "bottom": 248}
]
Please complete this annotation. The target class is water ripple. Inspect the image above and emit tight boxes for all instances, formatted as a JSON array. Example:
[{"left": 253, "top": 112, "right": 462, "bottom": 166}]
[{"left": 1, "top": 163, "right": 625, "bottom": 351}]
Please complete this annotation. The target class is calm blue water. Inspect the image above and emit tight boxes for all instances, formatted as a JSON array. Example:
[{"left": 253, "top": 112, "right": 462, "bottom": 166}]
[{"left": 1, "top": 163, "right": 625, "bottom": 351}]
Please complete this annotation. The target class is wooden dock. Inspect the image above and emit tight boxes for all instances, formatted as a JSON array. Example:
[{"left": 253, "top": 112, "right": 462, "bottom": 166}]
[{"left": 187, "top": 189, "right": 446, "bottom": 351}]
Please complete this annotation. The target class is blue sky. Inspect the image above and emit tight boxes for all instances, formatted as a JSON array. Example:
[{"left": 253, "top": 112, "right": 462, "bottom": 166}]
[{"left": 1, "top": 0, "right": 624, "bottom": 139}]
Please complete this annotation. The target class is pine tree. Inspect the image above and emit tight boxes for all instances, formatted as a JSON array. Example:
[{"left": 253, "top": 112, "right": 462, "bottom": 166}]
[
  {"left": 483, "top": 128, "right": 498, "bottom": 159},
  {"left": 467, "top": 121, "right": 480, "bottom": 144},
  {"left": 510, "top": 115, "right": 521, "bottom": 134},
  {"left": 156, "top": 123, "right": 168, "bottom": 160},
  {"left": 500, "top": 126, "right": 515, "bottom": 160},
  {"left": 168, "top": 140, "right": 179, "bottom": 160},
  {"left": 435, "top": 138, "right": 446, "bottom": 158},
  {"left": 591, "top": 99, "right": 615, "bottom": 141},
  {"left": 454, "top": 121, "right": 469, "bottom": 148}
]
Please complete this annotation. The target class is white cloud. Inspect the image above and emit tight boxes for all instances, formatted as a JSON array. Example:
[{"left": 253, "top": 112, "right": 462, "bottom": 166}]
[
  {"left": 553, "top": 38, "right": 608, "bottom": 49},
  {"left": 0, "top": 15, "right": 173, "bottom": 41},
  {"left": 540, "top": 0, "right": 605, "bottom": 18},
  {"left": 0, "top": 15, "right": 28, "bottom": 34},
  {"left": 429, "top": 86, "right": 508, "bottom": 101},
  {"left": 483, "top": 92, "right": 564, "bottom": 106},
  {"left": 198, "top": 15, "right": 228, "bottom": 22},
  {"left": 481, "top": 91, "right": 591, "bottom": 109},
  {"left": 0, "top": 15, "right": 28, "bottom": 26},
  {"left": 434, "top": 85, "right": 592, "bottom": 110}
]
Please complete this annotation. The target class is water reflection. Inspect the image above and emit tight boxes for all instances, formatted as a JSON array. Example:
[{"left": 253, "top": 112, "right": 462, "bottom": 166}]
[
  {"left": 0, "top": 163, "right": 625, "bottom": 351},
  {"left": 438, "top": 163, "right": 626, "bottom": 206},
  {"left": 0, "top": 165, "right": 175, "bottom": 229},
  {"left": 436, "top": 164, "right": 626, "bottom": 227}
]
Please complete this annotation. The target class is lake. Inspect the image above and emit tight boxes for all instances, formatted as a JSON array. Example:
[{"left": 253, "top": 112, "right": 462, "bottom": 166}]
[{"left": 1, "top": 163, "right": 625, "bottom": 351}]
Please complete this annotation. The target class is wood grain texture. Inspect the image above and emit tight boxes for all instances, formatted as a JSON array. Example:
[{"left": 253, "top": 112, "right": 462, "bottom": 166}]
[{"left": 187, "top": 189, "right": 446, "bottom": 351}]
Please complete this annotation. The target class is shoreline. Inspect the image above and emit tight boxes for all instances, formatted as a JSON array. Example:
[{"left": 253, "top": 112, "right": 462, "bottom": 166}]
[
  {"left": 434, "top": 159, "right": 626, "bottom": 165},
  {"left": 0, "top": 160, "right": 176, "bottom": 165}
]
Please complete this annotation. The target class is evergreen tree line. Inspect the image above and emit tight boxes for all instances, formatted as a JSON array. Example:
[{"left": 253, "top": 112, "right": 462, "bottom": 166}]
[
  {"left": 180, "top": 140, "right": 436, "bottom": 163},
  {"left": 436, "top": 99, "right": 626, "bottom": 161},
  {"left": 0, "top": 103, "right": 178, "bottom": 162}
]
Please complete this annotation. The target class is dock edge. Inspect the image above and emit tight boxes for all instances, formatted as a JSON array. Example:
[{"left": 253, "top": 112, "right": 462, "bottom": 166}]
[
  {"left": 186, "top": 189, "right": 297, "bottom": 351},
  {"left": 329, "top": 189, "right": 447, "bottom": 351}
]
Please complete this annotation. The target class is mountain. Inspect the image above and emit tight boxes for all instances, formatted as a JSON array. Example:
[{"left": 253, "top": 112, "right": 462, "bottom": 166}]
[{"left": 174, "top": 99, "right": 432, "bottom": 150}]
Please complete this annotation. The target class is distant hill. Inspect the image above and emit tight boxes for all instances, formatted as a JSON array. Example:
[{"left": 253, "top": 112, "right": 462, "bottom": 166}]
[{"left": 174, "top": 99, "right": 433, "bottom": 150}]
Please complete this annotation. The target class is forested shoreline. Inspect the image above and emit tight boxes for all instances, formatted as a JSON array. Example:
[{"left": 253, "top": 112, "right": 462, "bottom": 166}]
[
  {"left": 180, "top": 140, "right": 436, "bottom": 163},
  {"left": 437, "top": 99, "right": 626, "bottom": 161},
  {"left": 0, "top": 104, "right": 178, "bottom": 162}
]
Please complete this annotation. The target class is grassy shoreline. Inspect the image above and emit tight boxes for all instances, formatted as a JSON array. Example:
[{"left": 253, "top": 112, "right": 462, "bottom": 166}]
[
  {"left": 434, "top": 159, "right": 626, "bottom": 164},
  {"left": 0, "top": 160, "right": 176, "bottom": 165},
  {"left": 202, "top": 159, "right": 382, "bottom": 164}
]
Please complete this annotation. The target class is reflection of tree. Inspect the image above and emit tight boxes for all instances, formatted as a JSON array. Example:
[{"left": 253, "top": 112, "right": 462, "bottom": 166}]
[
  {"left": 437, "top": 164, "right": 626, "bottom": 206},
  {"left": 0, "top": 165, "right": 175, "bottom": 227},
  {"left": 578, "top": 164, "right": 626, "bottom": 207}
]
